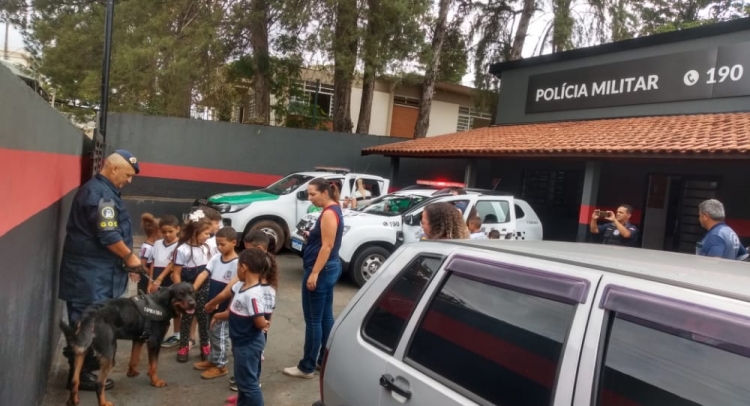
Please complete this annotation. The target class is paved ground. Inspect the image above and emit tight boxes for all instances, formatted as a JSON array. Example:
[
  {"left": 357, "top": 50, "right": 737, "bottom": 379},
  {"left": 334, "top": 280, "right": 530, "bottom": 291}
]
[{"left": 42, "top": 253, "right": 359, "bottom": 406}]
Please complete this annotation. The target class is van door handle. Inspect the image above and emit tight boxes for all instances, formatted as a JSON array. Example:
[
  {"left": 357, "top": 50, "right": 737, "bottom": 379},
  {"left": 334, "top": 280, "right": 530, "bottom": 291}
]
[{"left": 379, "top": 374, "right": 412, "bottom": 400}]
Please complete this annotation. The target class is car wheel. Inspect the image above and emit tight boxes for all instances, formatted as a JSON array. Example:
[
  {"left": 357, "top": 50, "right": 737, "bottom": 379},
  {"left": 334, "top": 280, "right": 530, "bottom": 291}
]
[
  {"left": 351, "top": 246, "right": 390, "bottom": 288},
  {"left": 250, "top": 220, "right": 285, "bottom": 254}
]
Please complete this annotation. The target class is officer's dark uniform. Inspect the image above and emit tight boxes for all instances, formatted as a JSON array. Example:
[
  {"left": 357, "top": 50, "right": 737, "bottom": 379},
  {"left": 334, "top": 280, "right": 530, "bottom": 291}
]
[
  {"left": 58, "top": 149, "right": 139, "bottom": 390},
  {"left": 597, "top": 222, "right": 639, "bottom": 247}
]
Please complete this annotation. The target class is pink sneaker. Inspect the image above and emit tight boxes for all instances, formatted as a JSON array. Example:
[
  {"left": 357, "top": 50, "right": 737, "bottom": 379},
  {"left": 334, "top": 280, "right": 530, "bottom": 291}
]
[
  {"left": 176, "top": 346, "right": 189, "bottom": 363},
  {"left": 201, "top": 344, "right": 210, "bottom": 361},
  {"left": 226, "top": 394, "right": 238, "bottom": 404}
]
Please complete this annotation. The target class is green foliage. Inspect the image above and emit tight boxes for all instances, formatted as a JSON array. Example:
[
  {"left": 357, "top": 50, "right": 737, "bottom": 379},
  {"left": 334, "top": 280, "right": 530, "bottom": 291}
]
[
  {"left": 25, "top": 0, "right": 227, "bottom": 120},
  {"left": 435, "top": 26, "right": 468, "bottom": 83}
]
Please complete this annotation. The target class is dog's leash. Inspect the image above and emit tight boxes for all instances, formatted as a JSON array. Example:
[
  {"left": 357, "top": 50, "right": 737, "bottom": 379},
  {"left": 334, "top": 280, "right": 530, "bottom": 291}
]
[{"left": 124, "top": 264, "right": 164, "bottom": 292}]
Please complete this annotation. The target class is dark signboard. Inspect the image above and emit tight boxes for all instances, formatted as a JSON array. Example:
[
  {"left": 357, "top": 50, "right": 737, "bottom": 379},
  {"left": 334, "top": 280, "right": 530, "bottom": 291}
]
[{"left": 525, "top": 41, "right": 750, "bottom": 114}]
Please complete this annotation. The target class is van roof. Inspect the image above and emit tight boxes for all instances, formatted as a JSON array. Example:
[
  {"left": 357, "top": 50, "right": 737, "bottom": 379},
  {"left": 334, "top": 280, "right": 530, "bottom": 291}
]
[{"left": 440, "top": 240, "right": 750, "bottom": 303}]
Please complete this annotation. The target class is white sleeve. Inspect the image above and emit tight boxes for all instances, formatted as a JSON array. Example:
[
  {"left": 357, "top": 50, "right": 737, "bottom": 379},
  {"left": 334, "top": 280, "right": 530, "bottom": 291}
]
[
  {"left": 248, "top": 290, "right": 266, "bottom": 317},
  {"left": 205, "top": 254, "right": 221, "bottom": 275},
  {"left": 174, "top": 245, "right": 187, "bottom": 266},
  {"left": 231, "top": 281, "right": 242, "bottom": 295}
]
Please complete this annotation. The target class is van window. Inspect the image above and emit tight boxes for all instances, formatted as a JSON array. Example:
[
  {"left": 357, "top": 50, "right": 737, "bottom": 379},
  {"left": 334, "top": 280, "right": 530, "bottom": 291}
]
[
  {"left": 361, "top": 255, "right": 444, "bottom": 354},
  {"left": 597, "top": 315, "right": 750, "bottom": 406},
  {"left": 348, "top": 178, "right": 383, "bottom": 200},
  {"left": 475, "top": 200, "right": 510, "bottom": 224},
  {"left": 515, "top": 204, "right": 526, "bottom": 219},
  {"left": 405, "top": 273, "right": 576, "bottom": 405}
]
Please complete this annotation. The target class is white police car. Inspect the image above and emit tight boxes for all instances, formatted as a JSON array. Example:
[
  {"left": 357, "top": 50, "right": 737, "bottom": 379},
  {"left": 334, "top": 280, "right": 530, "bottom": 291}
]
[
  {"left": 291, "top": 187, "right": 544, "bottom": 287},
  {"left": 199, "top": 167, "right": 390, "bottom": 253}
]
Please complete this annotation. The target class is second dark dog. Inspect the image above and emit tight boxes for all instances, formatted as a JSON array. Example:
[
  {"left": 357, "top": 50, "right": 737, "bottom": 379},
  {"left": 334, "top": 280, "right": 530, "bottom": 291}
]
[{"left": 60, "top": 282, "right": 196, "bottom": 406}]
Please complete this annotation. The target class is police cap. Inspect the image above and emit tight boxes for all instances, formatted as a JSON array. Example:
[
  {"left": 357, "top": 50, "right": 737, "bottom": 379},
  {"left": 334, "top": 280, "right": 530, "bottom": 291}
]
[{"left": 113, "top": 149, "right": 140, "bottom": 174}]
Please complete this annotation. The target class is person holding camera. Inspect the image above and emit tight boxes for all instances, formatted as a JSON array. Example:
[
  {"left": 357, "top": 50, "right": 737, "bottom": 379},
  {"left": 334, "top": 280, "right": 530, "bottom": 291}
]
[{"left": 589, "top": 204, "right": 639, "bottom": 247}]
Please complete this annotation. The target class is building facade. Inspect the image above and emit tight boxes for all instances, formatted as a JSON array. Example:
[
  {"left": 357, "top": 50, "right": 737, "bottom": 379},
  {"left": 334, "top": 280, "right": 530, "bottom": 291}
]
[
  {"left": 363, "top": 18, "right": 750, "bottom": 254},
  {"left": 223, "top": 68, "right": 491, "bottom": 138}
]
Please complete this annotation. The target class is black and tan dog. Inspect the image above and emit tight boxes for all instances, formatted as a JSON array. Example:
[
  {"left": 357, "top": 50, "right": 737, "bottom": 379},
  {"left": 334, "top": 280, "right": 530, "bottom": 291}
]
[{"left": 60, "top": 282, "right": 196, "bottom": 406}]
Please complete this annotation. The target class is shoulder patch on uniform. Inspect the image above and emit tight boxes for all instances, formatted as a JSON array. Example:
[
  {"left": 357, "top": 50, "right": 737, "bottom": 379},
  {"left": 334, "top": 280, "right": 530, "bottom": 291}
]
[{"left": 98, "top": 198, "right": 118, "bottom": 231}]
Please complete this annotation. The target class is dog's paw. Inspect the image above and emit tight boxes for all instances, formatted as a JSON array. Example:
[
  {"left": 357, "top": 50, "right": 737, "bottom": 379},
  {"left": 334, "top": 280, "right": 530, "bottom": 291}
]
[
  {"left": 126, "top": 367, "right": 139, "bottom": 377},
  {"left": 150, "top": 379, "right": 167, "bottom": 387}
]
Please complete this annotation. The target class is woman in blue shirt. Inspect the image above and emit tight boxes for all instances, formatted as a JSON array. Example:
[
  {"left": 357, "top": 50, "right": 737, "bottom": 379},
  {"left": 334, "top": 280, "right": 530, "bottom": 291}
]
[{"left": 283, "top": 178, "right": 344, "bottom": 378}]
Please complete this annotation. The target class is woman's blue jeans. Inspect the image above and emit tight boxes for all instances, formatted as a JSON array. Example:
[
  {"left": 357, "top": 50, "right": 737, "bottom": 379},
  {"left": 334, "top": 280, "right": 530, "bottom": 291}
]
[
  {"left": 234, "top": 333, "right": 266, "bottom": 406},
  {"left": 298, "top": 259, "right": 342, "bottom": 374}
]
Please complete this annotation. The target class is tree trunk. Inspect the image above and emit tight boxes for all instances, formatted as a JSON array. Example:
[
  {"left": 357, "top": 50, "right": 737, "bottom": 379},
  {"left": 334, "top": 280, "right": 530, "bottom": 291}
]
[
  {"left": 510, "top": 0, "right": 534, "bottom": 60},
  {"left": 356, "top": 0, "right": 380, "bottom": 135},
  {"left": 332, "top": 0, "right": 359, "bottom": 133},
  {"left": 413, "top": 0, "right": 451, "bottom": 139},
  {"left": 249, "top": 0, "right": 271, "bottom": 125}
]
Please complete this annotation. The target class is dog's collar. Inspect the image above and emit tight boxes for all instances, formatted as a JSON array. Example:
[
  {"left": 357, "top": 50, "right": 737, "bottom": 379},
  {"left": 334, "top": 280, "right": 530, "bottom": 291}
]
[{"left": 131, "top": 294, "right": 173, "bottom": 322}]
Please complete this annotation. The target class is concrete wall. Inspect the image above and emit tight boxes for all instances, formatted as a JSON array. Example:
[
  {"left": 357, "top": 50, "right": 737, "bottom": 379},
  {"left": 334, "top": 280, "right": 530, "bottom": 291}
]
[
  {"left": 427, "top": 100, "right": 460, "bottom": 137},
  {"left": 106, "top": 113, "right": 469, "bottom": 224},
  {"left": 0, "top": 63, "right": 90, "bottom": 404},
  {"left": 496, "top": 30, "right": 750, "bottom": 125}
]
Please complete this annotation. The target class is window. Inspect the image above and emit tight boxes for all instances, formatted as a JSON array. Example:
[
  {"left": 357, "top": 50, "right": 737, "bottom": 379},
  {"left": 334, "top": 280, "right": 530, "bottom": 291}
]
[
  {"left": 393, "top": 95, "right": 420, "bottom": 108},
  {"left": 264, "top": 174, "right": 315, "bottom": 195},
  {"left": 362, "top": 255, "right": 444, "bottom": 353},
  {"left": 289, "top": 81, "right": 334, "bottom": 117},
  {"left": 348, "top": 178, "right": 383, "bottom": 200},
  {"left": 457, "top": 106, "right": 492, "bottom": 132},
  {"left": 597, "top": 315, "right": 750, "bottom": 406},
  {"left": 361, "top": 195, "right": 428, "bottom": 216},
  {"left": 475, "top": 200, "right": 510, "bottom": 224},
  {"left": 406, "top": 273, "right": 576, "bottom": 405},
  {"left": 515, "top": 204, "right": 526, "bottom": 219}
]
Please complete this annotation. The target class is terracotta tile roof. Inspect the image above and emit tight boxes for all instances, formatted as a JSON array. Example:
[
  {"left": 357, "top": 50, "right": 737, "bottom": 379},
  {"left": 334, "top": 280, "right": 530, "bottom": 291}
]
[{"left": 362, "top": 112, "right": 750, "bottom": 158}]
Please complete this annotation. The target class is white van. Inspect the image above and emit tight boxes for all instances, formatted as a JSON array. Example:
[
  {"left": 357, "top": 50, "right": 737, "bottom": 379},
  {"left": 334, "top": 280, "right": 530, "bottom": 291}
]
[
  {"left": 201, "top": 167, "right": 389, "bottom": 252},
  {"left": 291, "top": 192, "right": 543, "bottom": 286}
]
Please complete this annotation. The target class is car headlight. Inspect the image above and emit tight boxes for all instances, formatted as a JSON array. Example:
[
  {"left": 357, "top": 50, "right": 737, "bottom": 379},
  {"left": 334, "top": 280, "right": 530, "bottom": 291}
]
[
  {"left": 343, "top": 226, "right": 351, "bottom": 235},
  {"left": 213, "top": 203, "right": 250, "bottom": 214}
]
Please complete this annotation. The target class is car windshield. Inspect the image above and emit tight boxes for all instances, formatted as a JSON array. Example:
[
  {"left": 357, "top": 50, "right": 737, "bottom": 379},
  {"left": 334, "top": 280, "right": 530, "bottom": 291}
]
[
  {"left": 360, "top": 195, "right": 428, "bottom": 216},
  {"left": 262, "top": 174, "right": 314, "bottom": 195}
]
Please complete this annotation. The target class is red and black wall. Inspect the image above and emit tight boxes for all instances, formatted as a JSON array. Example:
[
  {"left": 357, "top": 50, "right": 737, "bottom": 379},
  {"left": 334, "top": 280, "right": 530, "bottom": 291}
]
[
  {"left": 0, "top": 65, "right": 91, "bottom": 404},
  {"left": 106, "top": 113, "right": 471, "bottom": 226}
]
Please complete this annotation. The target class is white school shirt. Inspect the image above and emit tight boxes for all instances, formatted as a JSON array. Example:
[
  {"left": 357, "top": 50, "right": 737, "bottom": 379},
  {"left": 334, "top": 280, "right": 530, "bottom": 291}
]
[
  {"left": 206, "top": 253, "right": 239, "bottom": 284},
  {"left": 206, "top": 236, "right": 219, "bottom": 256},
  {"left": 229, "top": 282, "right": 269, "bottom": 344},
  {"left": 139, "top": 242, "right": 155, "bottom": 264},
  {"left": 149, "top": 239, "right": 179, "bottom": 268},
  {"left": 470, "top": 232, "right": 488, "bottom": 240},
  {"left": 261, "top": 284, "right": 277, "bottom": 313},
  {"left": 173, "top": 243, "right": 211, "bottom": 268}
]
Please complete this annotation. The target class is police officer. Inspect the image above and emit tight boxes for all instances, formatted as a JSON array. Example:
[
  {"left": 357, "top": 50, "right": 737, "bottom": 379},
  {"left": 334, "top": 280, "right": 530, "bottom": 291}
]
[
  {"left": 589, "top": 204, "right": 640, "bottom": 247},
  {"left": 58, "top": 149, "right": 142, "bottom": 391}
]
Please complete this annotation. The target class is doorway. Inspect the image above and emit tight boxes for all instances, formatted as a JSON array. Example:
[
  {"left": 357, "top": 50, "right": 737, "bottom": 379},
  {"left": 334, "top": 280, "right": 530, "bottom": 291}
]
[{"left": 641, "top": 175, "right": 719, "bottom": 253}]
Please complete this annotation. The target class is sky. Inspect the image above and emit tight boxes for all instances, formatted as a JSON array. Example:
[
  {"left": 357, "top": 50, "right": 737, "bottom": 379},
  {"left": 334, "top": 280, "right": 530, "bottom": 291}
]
[{"left": 2, "top": 21, "right": 24, "bottom": 55}]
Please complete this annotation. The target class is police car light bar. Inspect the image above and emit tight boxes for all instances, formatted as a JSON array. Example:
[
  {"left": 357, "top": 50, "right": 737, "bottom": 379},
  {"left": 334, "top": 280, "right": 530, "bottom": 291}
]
[
  {"left": 314, "top": 166, "right": 351, "bottom": 174},
  {"left": 416, "top": 180, "right": 465, "bottom": 188}
]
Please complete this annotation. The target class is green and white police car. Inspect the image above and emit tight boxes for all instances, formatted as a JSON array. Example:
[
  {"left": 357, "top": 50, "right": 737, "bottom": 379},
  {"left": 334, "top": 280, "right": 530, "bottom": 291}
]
[
  {"left": 200, "top": 167, "right": 390, "bottom": 253},
  {"left": 291, "top": 183, "right": 544, "bottom": 287}
]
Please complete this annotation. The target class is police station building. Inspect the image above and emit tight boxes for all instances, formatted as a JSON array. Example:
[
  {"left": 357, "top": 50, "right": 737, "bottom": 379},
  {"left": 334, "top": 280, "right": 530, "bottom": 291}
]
[{"left": 363, "top": 18, "right": 750, "bottom": 254}]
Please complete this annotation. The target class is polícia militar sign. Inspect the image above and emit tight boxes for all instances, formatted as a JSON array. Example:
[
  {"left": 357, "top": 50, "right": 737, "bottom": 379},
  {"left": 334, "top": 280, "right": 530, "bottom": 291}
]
[{"left": 525, "top": 41, "right": 750, "bottom": 114}]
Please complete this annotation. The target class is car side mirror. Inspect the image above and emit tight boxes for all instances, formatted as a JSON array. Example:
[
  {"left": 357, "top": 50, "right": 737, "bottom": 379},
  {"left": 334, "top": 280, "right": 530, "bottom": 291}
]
[
  {"left": 404, "top": 214, "right": 415, "bottom": 226},
  {"left": 297, "top": 190, "right": 308, "bottom": 201}
]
